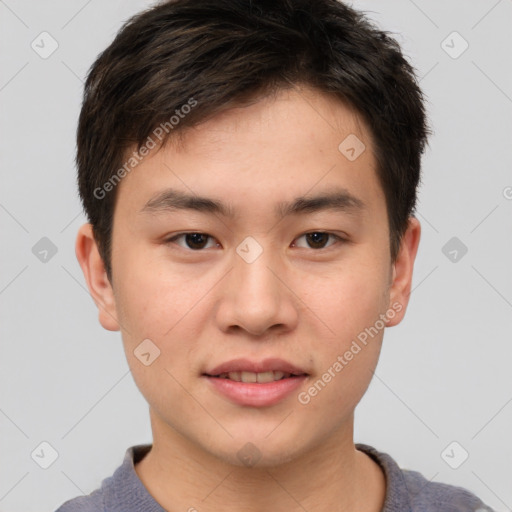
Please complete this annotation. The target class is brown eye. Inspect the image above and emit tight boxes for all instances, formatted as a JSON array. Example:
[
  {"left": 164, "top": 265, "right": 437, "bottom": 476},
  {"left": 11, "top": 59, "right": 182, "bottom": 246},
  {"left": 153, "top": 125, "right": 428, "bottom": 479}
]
[
  {"left": 166, "top": 233, "right": 218, "bottom": 250},
  {"left": 306, "top": 232, "right": 330, "bottom": 249},
  {"left": 293, "top": 232, "right": 344, "bottom": 250}
]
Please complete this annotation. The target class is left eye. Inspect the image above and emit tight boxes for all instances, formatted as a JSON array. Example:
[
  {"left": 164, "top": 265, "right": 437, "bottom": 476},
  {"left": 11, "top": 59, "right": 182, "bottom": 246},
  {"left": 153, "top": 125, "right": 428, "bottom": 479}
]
[{"left": 292, "top": 232, "right": 344, "bottom": 250}]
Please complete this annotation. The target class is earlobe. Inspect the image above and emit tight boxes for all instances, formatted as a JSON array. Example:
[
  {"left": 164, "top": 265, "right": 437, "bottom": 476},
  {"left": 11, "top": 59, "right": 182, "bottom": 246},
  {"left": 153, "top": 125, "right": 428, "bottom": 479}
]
[
  {"left": 386, "top": 216, "right": 421, "bottom": 327},
  {"left": 75, "top": 223, "right": 121, "bottom": 332}
]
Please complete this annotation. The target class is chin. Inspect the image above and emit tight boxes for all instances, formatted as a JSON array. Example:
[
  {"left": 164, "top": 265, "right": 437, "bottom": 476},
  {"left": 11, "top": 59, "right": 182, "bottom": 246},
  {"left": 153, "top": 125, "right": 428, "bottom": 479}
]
[{"left": 203, "top": 432, "right": 312, "bottom": 470}]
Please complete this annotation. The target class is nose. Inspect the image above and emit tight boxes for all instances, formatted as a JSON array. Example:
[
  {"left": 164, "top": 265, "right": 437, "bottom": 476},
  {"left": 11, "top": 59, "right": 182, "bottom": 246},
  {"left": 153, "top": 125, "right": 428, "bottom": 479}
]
[{"left": 214, "top": 243, "right": 299, "bottom": 337}]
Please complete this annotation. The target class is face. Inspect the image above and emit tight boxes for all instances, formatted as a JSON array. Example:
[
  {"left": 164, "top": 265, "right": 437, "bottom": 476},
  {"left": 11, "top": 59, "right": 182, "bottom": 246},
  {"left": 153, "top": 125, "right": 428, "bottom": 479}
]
[{"left": 77, "top": 85, "right": 420, "bottom": 468}]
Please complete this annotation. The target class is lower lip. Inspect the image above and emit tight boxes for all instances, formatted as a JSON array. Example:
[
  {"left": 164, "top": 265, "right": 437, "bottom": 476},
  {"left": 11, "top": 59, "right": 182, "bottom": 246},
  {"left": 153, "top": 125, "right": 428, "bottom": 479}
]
[{"left": 204, "top": 375, "right": 307, "bottom": 407}]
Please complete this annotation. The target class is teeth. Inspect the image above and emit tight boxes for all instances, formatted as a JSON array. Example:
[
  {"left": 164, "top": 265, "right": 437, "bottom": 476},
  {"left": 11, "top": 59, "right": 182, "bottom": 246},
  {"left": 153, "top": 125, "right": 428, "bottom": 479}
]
[
  {"left": 272, "top": 371, "right": 285, "bottom": 381},
  {"left": 241, "top": 371, "right": 257, "bottom": 383},
  {"left": 255, "top": 371, "right": 274, "bottom": 383},
  {"left": 218, "top": 371, "right": 292, "bottom": 382}
]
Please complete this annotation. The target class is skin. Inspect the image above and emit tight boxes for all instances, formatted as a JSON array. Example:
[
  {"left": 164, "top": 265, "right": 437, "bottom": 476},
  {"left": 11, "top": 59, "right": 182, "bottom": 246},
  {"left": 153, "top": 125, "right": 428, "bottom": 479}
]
[{"left": 76, "top": 85, "right": 421, "bottom": 512}]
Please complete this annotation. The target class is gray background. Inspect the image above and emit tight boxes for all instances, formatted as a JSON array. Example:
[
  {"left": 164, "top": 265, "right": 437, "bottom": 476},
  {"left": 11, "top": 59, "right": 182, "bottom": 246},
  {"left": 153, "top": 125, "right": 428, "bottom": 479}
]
[{"left": 1, "top": 0, "right": 511, "bottom": 511}]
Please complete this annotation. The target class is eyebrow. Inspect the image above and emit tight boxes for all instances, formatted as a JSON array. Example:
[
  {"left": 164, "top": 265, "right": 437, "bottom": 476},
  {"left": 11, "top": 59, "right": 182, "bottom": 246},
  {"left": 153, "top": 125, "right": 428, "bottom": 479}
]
[{"left": 140, "top": 187, "right": 366, "bottom": 219}]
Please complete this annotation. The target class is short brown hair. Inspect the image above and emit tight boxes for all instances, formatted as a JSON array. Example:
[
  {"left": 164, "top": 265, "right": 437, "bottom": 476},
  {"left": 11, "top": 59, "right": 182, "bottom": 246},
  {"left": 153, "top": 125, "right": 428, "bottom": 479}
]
[{"left": 77, "top": 0, "right": 431, "bottom": 281}]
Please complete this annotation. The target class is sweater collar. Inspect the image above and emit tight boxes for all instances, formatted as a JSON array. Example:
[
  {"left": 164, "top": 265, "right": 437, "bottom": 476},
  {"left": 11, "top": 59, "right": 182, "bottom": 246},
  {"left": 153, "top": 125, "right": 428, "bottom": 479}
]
[{"left": 106, "top": 443, "right": 412, "bottom": 512}]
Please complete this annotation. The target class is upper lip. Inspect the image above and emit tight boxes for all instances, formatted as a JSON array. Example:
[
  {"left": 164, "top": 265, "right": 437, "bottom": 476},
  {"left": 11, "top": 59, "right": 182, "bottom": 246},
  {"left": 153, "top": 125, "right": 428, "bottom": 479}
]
[{"left": 204, "top": 358, "right": 309, "bottom": 376}]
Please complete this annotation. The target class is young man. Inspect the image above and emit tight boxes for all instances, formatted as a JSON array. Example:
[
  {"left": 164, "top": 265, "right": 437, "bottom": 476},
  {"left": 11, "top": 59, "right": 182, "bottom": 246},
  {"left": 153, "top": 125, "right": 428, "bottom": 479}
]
[{"left": 56, "top": 0, "right": 494, "bottom": 510}]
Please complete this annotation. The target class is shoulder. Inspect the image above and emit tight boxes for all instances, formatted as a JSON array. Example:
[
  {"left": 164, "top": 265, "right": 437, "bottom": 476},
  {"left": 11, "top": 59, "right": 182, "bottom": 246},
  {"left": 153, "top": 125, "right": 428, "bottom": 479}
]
[
  {"left": 55, "top": 445, "right": 151, "bottom": 512},
  {"left": 54, "top": 486, "right": 105, "bottom": 512},
  {"left": 356, "top": 443, "right": 494, "bottom": 512},
  {"left": 402, "top": 468, "right": 494, "bottom": 512}
]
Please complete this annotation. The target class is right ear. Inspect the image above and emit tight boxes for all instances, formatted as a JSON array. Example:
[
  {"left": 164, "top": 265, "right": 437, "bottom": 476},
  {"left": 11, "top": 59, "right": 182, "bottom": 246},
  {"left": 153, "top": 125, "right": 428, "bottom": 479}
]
[{"left": 75, "top": 223, "right": 120, "bottom": 331}]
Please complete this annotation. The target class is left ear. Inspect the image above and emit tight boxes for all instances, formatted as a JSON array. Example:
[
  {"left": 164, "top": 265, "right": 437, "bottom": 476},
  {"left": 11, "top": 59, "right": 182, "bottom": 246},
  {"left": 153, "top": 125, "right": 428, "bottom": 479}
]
[{"left": 386, "top": 216, "right": 421, "bottom": 327}]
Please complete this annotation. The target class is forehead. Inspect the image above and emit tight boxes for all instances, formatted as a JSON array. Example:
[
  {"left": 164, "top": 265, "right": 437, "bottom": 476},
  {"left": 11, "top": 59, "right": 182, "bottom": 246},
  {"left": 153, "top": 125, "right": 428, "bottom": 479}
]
[
  {"left": 114, "top": 86, "right": 384, "bottom": 222},
  {"left": 170, "top": 86, "right": 371, "bottom": 155}
]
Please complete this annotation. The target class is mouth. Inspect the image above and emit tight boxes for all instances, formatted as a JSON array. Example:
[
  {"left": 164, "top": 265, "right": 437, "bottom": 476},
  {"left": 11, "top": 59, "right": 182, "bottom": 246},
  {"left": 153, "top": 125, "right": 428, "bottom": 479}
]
[
  {"left": 202, "top": 361, "right": 309, "bottom": 407},
  {"left": 203, "top": 357, "right": 309, "bottom": 383},
  {"left": 205, "top": 370, "right": 308, "bottom": 383}
]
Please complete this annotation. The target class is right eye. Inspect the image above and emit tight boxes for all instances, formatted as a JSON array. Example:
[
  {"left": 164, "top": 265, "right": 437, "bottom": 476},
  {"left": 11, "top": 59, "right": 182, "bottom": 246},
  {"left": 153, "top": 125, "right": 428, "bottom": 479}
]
[{"left": 164, "top": 232, "right": 220, "bottom": 251}]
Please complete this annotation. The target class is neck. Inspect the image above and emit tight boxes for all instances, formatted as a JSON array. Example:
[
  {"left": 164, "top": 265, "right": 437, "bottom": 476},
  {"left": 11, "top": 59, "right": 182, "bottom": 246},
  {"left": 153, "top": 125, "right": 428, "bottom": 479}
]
[{"left": 134, "top": 409, "right": 386, "bottom": 512}]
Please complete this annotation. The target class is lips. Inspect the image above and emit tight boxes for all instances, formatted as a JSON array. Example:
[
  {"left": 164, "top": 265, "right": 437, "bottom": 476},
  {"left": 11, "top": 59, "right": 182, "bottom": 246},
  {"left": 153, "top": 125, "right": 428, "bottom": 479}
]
[
  {"left": 203, "top": 357, "right": 309, "bottom": 378},
  {"left": 203, "top": 357, "right": 309, "bottom": 407}
]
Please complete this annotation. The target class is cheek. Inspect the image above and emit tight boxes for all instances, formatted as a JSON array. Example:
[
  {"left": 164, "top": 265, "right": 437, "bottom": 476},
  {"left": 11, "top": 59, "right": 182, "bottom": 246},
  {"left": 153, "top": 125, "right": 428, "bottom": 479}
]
[
  {"left": 113, "top": 265, "right": 199, "bottom": 404},
  {"left": 300, "top": 260, "right": 390, "bottom": 340},
  {"left": 295, "top": 259, "right": 389, "bottom": 405},
  {"left": 112, "top": 248, "right": 209, "bottom": 377},
  {"left": 112, "top": 243, "right": 191, "bottom": 337}
]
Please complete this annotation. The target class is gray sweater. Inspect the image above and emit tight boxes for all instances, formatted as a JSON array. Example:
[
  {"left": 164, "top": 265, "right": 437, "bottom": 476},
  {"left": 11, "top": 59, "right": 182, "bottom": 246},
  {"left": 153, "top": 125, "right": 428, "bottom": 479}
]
[{"left": 55, "top": 443, "right": 494, "bottom": 511}]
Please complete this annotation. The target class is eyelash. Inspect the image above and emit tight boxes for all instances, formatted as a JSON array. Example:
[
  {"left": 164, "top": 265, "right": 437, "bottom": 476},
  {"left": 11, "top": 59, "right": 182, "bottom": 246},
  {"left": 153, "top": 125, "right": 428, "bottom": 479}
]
[{"left": 164, "top": 231, "right": 347, "bottom": 251}]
